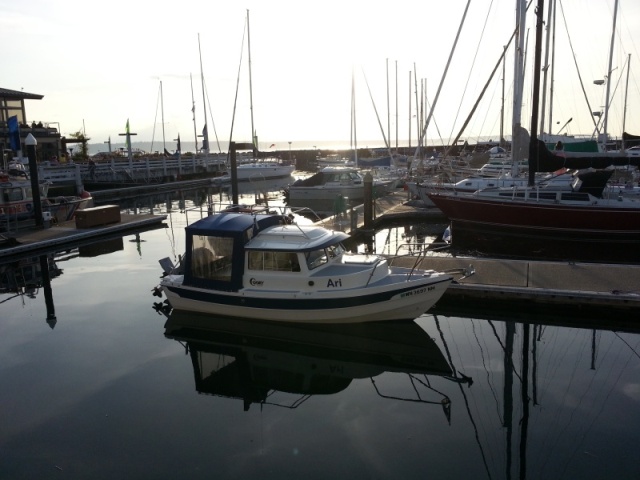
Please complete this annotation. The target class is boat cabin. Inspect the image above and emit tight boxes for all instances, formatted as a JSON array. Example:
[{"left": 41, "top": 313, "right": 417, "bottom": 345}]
[{"left": 182, "top": 212, "right": 351, "bottom": 293}]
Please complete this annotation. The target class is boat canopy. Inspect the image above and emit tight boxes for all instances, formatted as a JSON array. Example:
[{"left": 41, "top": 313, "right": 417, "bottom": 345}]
[
  {"left": 185, "top": 212, "right": 287, "bottom": 237},
  {"left": 534, "top": 139, "right": 640, "bottom": 172},
  {"left": 183, "top": 213, "right": 288, "bottom": 291},
  {"left": 244, "top": 225, "right": 349, "bottom": 252}
]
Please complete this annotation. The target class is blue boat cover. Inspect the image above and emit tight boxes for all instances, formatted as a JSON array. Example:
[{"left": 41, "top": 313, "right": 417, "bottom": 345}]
[{"left": 185, "top": 212, "right": 286, "bottom": 236}]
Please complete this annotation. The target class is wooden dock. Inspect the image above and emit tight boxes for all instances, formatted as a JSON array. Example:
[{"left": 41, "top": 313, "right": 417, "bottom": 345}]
[{"left": 0, "top": 214, "right": 167, "bottom": 261}]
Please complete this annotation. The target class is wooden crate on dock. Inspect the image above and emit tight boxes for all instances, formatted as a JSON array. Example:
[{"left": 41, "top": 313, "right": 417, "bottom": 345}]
[{"left": 75, "top": 205, "right": 121, "bottom": 228}]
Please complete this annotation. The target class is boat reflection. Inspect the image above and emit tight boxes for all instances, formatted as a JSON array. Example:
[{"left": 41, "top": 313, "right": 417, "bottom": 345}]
[
  {"left": 164, "top": 310, "right": 463, "bottom": 414},
  {"left": 0, "top": 254, "right": 61, "bottom": 299}
]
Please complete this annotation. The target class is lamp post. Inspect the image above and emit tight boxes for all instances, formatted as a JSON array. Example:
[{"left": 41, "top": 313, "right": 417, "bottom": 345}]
[
  {"left": 288, "top": 141, "right": 292, "bottom": 163},
  {"left": 25, "top": 134, "right": 43, "bottom": 228}
]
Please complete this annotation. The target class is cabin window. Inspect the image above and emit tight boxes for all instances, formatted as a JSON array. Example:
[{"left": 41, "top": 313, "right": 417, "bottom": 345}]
[
  {"left": 306, "top": 248, "right": 328, "bottom": 270},
  {"left": 4, "top": 187, "right": 24, "bottom": 202},
  {"left": 248, "top": 251, "right": 300, "bottom": 272},
  {"left": 561, "top": 192, "right": 590, "bottom": 202},
  {"left": 190, "top": 235, "right": 233, "bottom": 281}
]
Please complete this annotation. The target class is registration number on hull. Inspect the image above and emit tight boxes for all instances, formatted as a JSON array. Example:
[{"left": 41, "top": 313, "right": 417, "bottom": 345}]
[{"left": 400, "top": 285, "right": 436, "bottom": 298}]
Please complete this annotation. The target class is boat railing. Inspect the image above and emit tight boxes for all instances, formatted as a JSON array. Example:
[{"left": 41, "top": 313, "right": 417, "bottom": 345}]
[
  {"left": 388, "top": 243, "right": 455, "bottom": 279},
  {"left": 387, "top": 245, "right": 475, "bottom": 282},
  {"left": 364, "top": 257, "right": 384, "bottom": 287}
]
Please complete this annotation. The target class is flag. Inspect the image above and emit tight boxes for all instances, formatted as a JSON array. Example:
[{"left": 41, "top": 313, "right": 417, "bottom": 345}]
[
  {"left": 269, "top": 143, "right": 276, "bottom": 148},
  {"left": 7, "top": 115, "right": 21, "bottom": 151},
  {"left": 201, "top": 124, "right": 209, "bottom": 151}
]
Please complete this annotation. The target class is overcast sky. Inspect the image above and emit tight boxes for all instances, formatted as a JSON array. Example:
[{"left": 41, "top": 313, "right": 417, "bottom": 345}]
[{"left": 3, "top": 0, "right": 639, "bottom": 150}]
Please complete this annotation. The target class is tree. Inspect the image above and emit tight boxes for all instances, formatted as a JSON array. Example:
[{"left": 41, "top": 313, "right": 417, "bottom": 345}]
[{"left": 68, "top": 130, "right": 91, "bottom": 161}]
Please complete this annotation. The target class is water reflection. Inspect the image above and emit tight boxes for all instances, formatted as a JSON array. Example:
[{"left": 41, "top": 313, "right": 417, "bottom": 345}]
[
  {"left": 164, "top": 310, "right": 462, "bottom": 417},
  {"left": 2, "top": 181, "right": 639, "bottom": 479},
  {"left": 419, "top": 311, "right": 640, "bottom": 480},
  {"left": 163, "top": 305, "right": 640, "bottom": 479},
  {"left": 1, "top": 234, "right": 135, "bottom": 330}
]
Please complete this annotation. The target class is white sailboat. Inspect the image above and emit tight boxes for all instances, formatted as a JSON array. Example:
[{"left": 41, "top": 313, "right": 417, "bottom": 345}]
[{"left": 219, "top": 10, "right": 294, "bottom": 185}]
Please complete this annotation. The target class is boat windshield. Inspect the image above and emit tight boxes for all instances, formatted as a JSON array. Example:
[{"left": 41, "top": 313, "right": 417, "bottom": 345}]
[
  {"left": 306, "top": 248, "right": 328, "bottom": 270},
  {"left": 304, "top": 243, "right": 345, "bottom": 270},
  {"left": 326, "top": 244, "right": 345, "bottom": 258}
]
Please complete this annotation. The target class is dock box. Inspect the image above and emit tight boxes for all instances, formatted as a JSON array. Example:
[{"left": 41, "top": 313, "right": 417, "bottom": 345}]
[{"left": 75, "top": 205, "right": 121, "bottom": 228}]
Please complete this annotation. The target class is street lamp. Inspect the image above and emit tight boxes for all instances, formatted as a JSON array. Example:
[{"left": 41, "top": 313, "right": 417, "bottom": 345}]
[{"left": 288, "top": 141, "right": 292, "bottom": 162}]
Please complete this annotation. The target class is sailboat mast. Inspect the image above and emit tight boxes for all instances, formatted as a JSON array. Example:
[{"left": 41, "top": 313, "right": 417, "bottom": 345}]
[
  {"left": 539, "top": 0, "right": 555, "bottom": 137},
  {"left": 408, "top": 70, "right": 412, "bottom": 151},
  {"left": 351, "top": 70, "right": 358, "bottom": 167},
  {"left": 548, "top": 0, "right": 557, "bottom": 135},
  {"left": 247, "top": 9, "right": 256, "bottom": 155},
  {"left": 190, "top": 73, "right": 198, "bottom": 153},
  {"left": 602, "top": 0, "right": 619, "bottom": 148},
  {"left": 198, "top": 33, "right": 210, "bottom": 155},
  {"left": 622, "top": 54, "right": 631, "bottom": 150},
  {"left": 413, "top": 64, "right": 419, "bottom": 156},
  {"left": 415, "top": 0, "right": 471, "bottom": 157},
  {"left": 512, "top": 0, "right": 526, "bottom": 161},
  {"left": 160, "top": 80, "right": 166, "bottom": 152},
  {"left": 501, "top": 45, "right": 506, "bottom": 146},
  {"left": 528, "top": 0, "right": 545, "bottom": 186}
]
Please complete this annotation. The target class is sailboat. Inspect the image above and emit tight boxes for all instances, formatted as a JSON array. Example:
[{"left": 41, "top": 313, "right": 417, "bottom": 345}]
[
  {"left": 283, "top": 70, "right": 396, "bottom": 215},
  {"left": 215, "top": 10, "right": 294, "bottom": 185},
  {"left": 426, "top": 0, "right": 640, "bottom": 255}
]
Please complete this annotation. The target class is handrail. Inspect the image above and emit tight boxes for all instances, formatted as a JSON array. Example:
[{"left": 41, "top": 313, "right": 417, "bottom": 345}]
[{"left": 364, "top": 257, "right": 383, "bottom": 287}]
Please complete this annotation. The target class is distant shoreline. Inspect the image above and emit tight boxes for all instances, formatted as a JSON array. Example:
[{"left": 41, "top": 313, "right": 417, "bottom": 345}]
[{"left": 87, "top": 137, "right": 512, "bottom": 156}]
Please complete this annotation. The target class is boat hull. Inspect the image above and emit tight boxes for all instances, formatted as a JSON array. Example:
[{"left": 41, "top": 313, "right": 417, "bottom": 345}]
[
  {"left": 161, "top": 274, "right": 451, "bottom": 323},
  {"left": 429, "top": 191, "right": 640, "bottom": 262},
  {"left": 429, "top": 193, "right": 640, "bottom": 241},
  {"left": 235, "top": 164, "right": 295, "bottom": 181},
  {"left": 287, "top": 182, "right": 394, "bottom": 216}
]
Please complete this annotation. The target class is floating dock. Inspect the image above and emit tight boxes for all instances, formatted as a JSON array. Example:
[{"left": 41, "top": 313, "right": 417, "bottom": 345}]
[
  {"left": 321, "top": 191, "right": 640, "bottom": 316},
  {"left": 0, "top": 213, "right": 167, "bottom": 261}
]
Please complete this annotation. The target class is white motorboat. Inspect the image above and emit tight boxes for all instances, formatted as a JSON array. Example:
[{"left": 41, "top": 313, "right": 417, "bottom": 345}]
[
  {"left": 157, "top": 211, "right": 453, "bottom": 323},
  {"left": 284, "top": 166, "right": 394, "bottom": 215},
  {"left": 212, "top": 160, "right": 295, "bottom": 184}
]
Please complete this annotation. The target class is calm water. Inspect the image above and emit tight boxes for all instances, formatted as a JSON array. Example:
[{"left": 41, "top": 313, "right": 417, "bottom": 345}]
[{"left": 1, "top": 184, "right": 639, "bottom": 479}]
